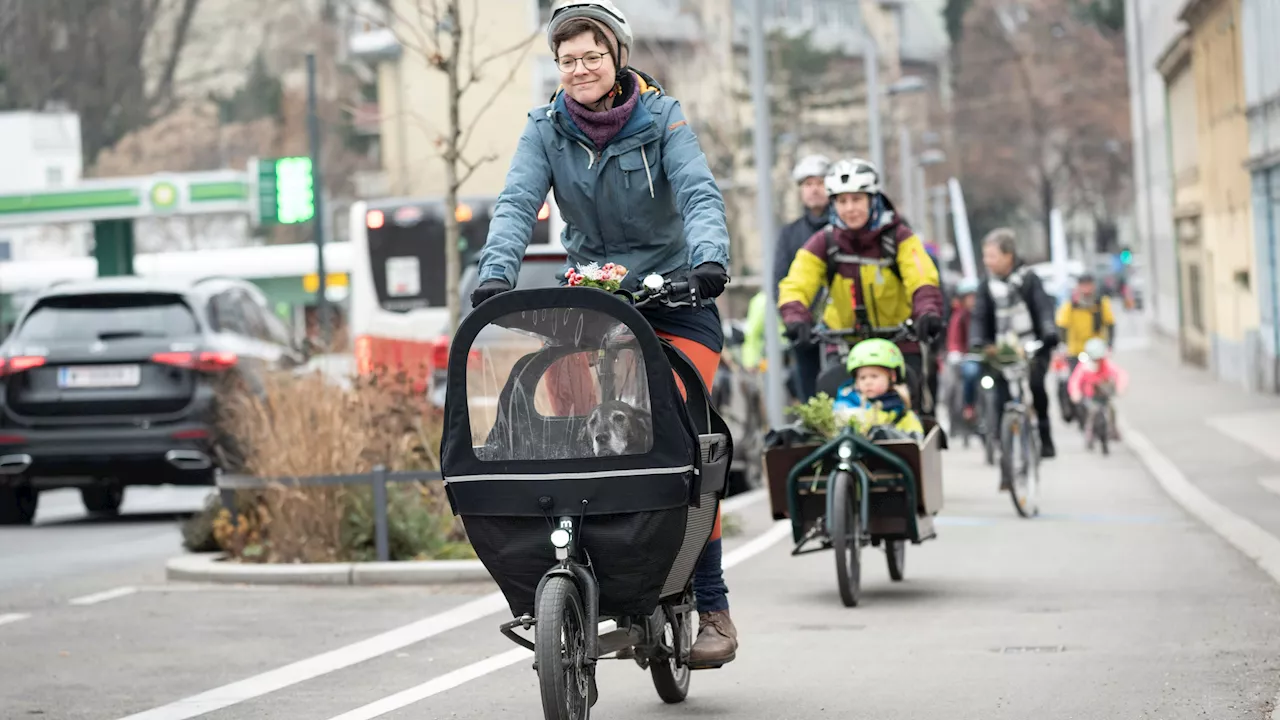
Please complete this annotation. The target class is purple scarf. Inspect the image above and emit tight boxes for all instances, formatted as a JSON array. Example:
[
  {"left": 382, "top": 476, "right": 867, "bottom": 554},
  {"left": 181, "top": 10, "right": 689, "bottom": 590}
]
[{"left": 564, "top": 72, "right": 640, "bottom": 150}]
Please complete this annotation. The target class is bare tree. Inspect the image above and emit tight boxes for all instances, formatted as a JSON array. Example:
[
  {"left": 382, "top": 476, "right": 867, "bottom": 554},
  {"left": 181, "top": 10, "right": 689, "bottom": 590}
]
[
  {"left": 949, "top": 0, "right": 1131, "bottom": 253},
  {"left": 0, "top": 0, "right": 203, "bottom": 163},
  {"left": 363, "top": 0, "right": 539, "bottom": 327}
]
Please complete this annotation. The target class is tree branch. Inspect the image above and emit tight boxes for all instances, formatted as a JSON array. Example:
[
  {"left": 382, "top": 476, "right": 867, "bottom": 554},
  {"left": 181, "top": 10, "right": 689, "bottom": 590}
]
[
  {"left": 455, "top": 151, "right": 499, "bottom": 189},
  {"left": 457, "top": 29, "right": 538, "bottom": 153},
  {"left": 150, "top": 0, "right": 201, "bottom": 113}
]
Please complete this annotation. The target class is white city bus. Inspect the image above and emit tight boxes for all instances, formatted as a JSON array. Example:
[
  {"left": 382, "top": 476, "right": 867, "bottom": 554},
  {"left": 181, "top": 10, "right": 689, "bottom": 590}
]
[{"left": 346, "top": 195, "right": 553, "bottom": 386}]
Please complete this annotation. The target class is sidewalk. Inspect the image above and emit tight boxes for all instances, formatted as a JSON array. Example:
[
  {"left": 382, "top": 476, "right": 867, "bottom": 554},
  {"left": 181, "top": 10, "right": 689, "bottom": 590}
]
[{"left": 1116, "top": 336, "right": 1280, "bottom": 543}]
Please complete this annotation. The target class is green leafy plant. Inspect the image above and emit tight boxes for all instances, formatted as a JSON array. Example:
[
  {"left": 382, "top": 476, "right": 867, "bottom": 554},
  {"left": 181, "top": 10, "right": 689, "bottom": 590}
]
[{"left": 787, "top": 392, "right": 840, "bottom": 439}]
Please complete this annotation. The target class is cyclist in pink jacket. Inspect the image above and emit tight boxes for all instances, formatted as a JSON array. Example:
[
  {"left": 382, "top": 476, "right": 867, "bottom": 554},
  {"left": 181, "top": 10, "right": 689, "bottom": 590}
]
[{"left": 1067, "top": 338, "right": 1127, "bottom": 439}]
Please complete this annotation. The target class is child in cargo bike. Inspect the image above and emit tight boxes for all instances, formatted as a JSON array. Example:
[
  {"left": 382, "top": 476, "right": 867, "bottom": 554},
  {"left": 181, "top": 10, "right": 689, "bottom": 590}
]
[{"left": 832, "top": 338, "right": 925, "bottom": 442}]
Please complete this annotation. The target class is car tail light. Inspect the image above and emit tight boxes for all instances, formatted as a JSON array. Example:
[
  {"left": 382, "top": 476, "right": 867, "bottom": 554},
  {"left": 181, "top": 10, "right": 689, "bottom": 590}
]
[
  {"left": 171, "top": 429, "right": 210, "bottom": 440},
  {"left": 0, "top": 356, "right": 46, "bottom": 376},
  {"left": 152, "top": 351, "right": 238, "bottom": 372},
  {"left": 0, "top": 434, "right": 26, "bottom": 444},
  {"left": 430, "top": 336, "right": 451, "bottom": 370}
]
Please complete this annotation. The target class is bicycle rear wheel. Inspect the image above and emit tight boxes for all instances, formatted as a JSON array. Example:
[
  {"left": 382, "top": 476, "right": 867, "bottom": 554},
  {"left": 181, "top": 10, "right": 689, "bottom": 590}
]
[{"left": 649, "top": 599, "right": 692, "bottom": 703}]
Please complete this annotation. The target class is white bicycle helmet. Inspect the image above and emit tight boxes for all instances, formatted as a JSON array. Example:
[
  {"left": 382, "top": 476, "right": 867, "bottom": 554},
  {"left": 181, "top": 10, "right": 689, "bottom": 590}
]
[
  {"left": 547, "top": 0, "right": 633, "bottom": 67},
  {"left": 1083, "top": 337, "right": 1108, "bottom": 362},
  {"left": 792, "top": 154, "right": 832, "bottom": 184},
  {"left": 824, "top": 158, "right": 881, "bottom": 197}
]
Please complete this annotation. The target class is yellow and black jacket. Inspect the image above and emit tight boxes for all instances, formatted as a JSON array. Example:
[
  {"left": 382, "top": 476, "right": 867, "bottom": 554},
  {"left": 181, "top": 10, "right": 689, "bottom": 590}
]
[{"left": 777, "top": 213, "right": 943, "bottom": 353}]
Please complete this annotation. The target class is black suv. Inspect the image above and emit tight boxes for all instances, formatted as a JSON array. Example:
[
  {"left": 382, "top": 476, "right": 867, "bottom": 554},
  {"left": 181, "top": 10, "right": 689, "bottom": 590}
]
[{"left": 0, "top": 276, "right": 304, "bottom": 525}]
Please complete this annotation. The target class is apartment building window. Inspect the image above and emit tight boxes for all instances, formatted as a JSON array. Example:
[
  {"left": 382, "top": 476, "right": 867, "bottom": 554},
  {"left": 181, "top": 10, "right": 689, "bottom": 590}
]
[
  {"left": 0, "top": 240, "right": 10, "bottom": 262},
  {"left": 537, "top": 0, "right": 552, "bottom": 25},
  {"left": 46, "top": 167, "right": 63, "bottom": 187}
]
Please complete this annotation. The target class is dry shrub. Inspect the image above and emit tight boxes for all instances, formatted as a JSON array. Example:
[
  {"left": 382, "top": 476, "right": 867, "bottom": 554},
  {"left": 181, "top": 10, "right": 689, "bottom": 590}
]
[{"left": 209, "top": 368, "right": 472, "bottom": 563}]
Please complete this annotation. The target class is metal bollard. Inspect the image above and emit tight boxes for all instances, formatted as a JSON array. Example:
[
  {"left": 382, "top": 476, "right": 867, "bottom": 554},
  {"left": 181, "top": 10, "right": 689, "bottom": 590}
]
[{"left": 372, "top": 464, "right": 390, "bottom": 562}]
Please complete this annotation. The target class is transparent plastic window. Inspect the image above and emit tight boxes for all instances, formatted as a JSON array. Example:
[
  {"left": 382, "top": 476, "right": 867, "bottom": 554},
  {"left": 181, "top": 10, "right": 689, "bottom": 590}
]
[{"left": 465, "top": 308, "right": 653, "bottom": 462}]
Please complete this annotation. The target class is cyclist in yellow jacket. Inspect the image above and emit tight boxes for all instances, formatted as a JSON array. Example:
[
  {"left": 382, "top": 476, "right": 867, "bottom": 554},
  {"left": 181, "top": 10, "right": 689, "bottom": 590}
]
[
  {"left": 1056, "top": 273, "right": 1116, "bottom": 361},
  {"left": 777, "top": 158, "right": 945, "bottom": 407}
]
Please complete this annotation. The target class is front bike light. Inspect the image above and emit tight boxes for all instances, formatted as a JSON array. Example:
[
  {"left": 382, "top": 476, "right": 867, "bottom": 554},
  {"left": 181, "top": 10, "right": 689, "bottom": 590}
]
[
  {"left": 642, "top": 273, "right": 665, "bottom": 292},
  {"left": 837, "top": 441, "right": 854, "bottom": 460},
  {"left": 550, "top": 528, "right": 571, "bottom": 549},
  {"left": 980, "top": 375, "right": 995, "bottom": 390}
]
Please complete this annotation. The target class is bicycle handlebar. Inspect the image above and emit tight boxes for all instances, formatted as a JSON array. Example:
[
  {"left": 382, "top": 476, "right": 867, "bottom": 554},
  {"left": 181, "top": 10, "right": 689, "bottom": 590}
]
[
  {"left": 811, "top": 320, "right": 917, "bottom": 345},
  {"left": 625, "top": 276, "right": 709, "bottom": 309}
]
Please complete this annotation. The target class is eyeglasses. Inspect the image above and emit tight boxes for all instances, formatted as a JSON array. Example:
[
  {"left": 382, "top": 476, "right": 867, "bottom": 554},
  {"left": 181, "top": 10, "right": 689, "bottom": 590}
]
[{"left": 556, "top": 51, "right": 610, "bottom": 73}]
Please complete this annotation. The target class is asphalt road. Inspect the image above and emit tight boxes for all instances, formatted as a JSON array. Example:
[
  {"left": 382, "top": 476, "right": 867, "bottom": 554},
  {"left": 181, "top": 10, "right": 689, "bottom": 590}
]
[{"left": 4, "top": 311, "right": 1280, "bottom": 719}]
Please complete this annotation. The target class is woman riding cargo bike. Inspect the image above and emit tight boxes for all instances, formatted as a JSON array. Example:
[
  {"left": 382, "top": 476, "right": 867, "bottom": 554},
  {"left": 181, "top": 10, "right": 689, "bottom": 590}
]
[
  {"left": 776, "top": 158, "right": 946, "bottom": 411},
  {"left": 464, "top": 0, "right": 736, "bottom": 714}
]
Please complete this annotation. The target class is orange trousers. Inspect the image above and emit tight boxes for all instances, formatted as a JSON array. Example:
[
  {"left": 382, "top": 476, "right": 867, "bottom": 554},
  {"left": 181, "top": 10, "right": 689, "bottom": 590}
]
[{"left": 657, "top": 332, "right": 723, "bottom": 541}]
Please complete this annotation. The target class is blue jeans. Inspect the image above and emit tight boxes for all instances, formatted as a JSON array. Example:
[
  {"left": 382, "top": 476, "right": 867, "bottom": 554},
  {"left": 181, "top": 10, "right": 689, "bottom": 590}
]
[
  {"left": 961, "top": 360, "right": 982, "bottom": 407},
  {"left": 694, "top": 538, "right": 729, "bottom": 613}
]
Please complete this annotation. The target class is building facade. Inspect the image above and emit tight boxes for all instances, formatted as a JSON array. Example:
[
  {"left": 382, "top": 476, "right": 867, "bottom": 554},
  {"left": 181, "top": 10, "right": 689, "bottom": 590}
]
[
  {"left": 0, "top": 111, "right": 90, "bottom": 262},
  {"left": 1241, "top": 0, "right": 1280, "bottom": 391},
  {"left": 1125, "top": 0, "right": 1184, "bottom": 339},
  {"left": 1182, "top": 0, "right": 1257, "bottom": 389}
]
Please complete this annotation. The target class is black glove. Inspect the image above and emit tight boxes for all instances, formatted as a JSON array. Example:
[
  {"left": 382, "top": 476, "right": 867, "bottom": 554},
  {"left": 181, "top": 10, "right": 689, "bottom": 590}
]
[
  {"left": 915, "top": 313, "right": 944, "bottom": 343},
  {"left": 689, "top": 262, "right": 730, "bottom": 300},
  {"left": 1041, "top": 330, "right": 1061, "bottom": 353},
  {"left": 470, "top": 278, "right": 511, "bottom": 308},
  {"left": 785, "top": 322, "right": 812, "bottom": 348}
]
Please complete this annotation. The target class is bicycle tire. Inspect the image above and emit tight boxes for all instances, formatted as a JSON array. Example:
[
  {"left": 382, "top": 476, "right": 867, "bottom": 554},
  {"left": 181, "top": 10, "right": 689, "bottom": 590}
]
[
  {"left": 649, "top": 602, "right": 692, "bottom": 703},
  {"left": 830, "top": 470, "right": 862, "bottom": 607},
  {"left": 536, "top": 576, "right": 591, "bottom": 720},
  {"left": 886, "top": 539, "right": 906, "bottom": 581}
]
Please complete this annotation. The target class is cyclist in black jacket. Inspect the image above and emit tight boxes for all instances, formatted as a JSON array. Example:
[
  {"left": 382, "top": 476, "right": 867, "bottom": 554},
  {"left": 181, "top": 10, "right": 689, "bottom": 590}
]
[
  {"left": 773, "top": 154, "right": 832, "bottom": 401},
  {"left": 970, "top": 227, "right": 1061, "bottom": 458}
]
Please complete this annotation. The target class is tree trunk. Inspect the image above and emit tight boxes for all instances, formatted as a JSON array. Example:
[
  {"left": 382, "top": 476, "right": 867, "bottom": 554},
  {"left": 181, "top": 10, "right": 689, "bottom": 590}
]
[{"left": 444, "top": 0, "right": 463, "bottom": 331}]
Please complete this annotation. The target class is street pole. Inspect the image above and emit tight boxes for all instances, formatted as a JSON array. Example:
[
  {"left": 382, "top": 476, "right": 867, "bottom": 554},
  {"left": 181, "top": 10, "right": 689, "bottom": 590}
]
[
  {"left": 913, "top": 165, "right": 928, "bottom": 234},
  {"left": 932, "top": 184, "right": 948, "bottom": 256},
  {"left": 864, "top": 31, "right": 883, "bottom": 172},
  {"left": 306, "top": 52, "right": 330, "bottom": 349},
  {"left": 749, "top": 0, "right": 785, "bottom": 429},
  {"left": 898, "top": 126, "right": 914, "bottom": 223}
]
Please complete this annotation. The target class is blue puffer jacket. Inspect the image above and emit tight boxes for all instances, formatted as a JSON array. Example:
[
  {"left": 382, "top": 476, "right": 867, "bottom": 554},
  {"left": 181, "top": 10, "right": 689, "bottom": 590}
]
[{"left": 478, "top": 71, "right": 731, "bottom": 287}]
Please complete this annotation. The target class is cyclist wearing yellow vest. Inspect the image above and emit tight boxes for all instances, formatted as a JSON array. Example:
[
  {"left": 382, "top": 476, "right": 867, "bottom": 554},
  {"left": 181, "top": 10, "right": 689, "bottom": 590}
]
[{"left": 1056, "top": 273, "right": 1115, "bottom": 361}]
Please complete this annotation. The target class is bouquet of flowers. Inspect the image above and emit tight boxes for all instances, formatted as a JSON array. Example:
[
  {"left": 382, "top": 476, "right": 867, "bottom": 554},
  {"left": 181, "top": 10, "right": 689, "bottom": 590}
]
[{"left": 565, "top": 262, "right": 629, "bottom": 292}]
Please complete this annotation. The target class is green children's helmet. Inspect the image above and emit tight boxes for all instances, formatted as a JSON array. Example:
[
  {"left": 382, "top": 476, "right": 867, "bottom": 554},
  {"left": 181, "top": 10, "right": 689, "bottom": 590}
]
[{"left": 847, "top": 338, "right": 905, "bottom": 380}]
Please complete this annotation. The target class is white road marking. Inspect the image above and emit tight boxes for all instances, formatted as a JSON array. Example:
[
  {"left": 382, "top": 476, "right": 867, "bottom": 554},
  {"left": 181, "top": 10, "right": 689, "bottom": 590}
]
[
  {"left": 0, "top": 613, "right": 30, "bottom": 627},
  {"left": 113, "top": 591, "right": 510, "bottom": 720},
  {"left": 322, "top": 521, "right": 793, "bottom": 720},
  {"left": 69, "top": 586, "right": 138, "bottom": 606}
]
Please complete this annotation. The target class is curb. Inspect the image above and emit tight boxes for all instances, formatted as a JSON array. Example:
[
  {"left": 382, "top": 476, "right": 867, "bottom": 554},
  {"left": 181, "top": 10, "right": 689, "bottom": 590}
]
[
  {"left": 165, "top": 491, "right": 769, "bottom": 587},
  {"left": 1117, "top": 421, "right": 1280, "bottom": 720},
  {"left": 1118, "top": 418, "right": 1280, "bottom": 587},
  {"left": 165, "top": 553, "right": 493, "bottom": 586}
]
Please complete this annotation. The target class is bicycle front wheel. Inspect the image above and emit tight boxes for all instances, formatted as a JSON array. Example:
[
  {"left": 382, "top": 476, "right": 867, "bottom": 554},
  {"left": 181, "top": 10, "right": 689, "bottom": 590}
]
[
  {"left": 830, "top": 470, "right": 862, "bottom": 607},
  {"left": 536, "top": 576, "right": 591, "bottom": 720},
  {"left": 1003, "top": 411, "right": 1038, "bottom": 518}
]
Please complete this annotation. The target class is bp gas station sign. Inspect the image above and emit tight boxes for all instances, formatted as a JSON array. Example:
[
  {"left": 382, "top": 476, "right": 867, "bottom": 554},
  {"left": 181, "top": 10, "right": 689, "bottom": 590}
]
[{"left": 0, "top": 158, "right": 316, "bottom": 275}]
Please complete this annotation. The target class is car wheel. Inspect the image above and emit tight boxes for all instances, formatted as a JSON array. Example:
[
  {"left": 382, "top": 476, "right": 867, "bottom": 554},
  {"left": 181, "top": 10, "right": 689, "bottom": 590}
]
[
  {"left": 0, "top": 482, "right": 38, "bottom": 525},
  {"left": 82, "top": 480, "right": 125, "bottom": 515}
]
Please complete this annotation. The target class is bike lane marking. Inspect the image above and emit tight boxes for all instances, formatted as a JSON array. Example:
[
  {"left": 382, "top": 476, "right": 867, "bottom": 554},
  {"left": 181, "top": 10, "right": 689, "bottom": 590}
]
[
  {"left": 0, "top": 613, "right": 30, "bottom": 627},
  {"left": 322, "top": 520, "right": 794, "bottom": 720},
  {"left": 113, "top": 591, "right": 511, "bottom": 720},
  {"left": 113, "top": 491, "right": 777, "bottom": 720},
  {"left": 69, "top": 586, "right": 139, "bottom": 606}
]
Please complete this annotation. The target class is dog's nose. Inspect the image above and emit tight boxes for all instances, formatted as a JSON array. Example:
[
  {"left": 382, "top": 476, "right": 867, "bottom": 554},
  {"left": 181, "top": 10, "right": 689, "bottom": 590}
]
[{"left": 594, "top": 434, "right": 609, "bottom": 444}]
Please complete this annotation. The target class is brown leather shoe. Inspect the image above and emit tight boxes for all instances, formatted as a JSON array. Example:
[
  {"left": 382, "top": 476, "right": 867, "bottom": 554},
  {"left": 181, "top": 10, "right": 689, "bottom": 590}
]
[{"left": 689, "top": 610, "right": 738, "bottom": 668}]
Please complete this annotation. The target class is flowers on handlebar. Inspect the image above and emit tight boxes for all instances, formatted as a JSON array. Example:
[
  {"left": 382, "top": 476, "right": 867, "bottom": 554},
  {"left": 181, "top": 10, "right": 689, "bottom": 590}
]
[{"left": 565, "top": 262, "right": 629, "bottom": 292}]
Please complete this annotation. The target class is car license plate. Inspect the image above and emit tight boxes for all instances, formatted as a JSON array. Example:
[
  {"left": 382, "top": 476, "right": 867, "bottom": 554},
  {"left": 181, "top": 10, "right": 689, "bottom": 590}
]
[{"left": 58, "top": 364, "right": 142, "bottom": 389}]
